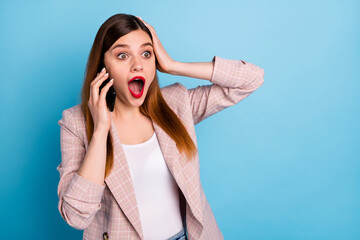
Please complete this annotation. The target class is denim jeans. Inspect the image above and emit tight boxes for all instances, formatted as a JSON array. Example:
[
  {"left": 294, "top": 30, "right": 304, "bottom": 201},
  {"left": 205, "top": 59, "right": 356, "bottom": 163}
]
[{"left": 166, "top": 228, "right": 187, "bottom": 240}]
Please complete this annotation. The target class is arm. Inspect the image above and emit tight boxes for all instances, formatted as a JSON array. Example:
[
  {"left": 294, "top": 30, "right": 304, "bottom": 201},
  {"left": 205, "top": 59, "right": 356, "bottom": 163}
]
[
  {"left": 57, "top": 109, "right": 107, "bottom": 230},
  {"left": 168, "top": 61, "right": 214, "bottom": 81},
  {"left": 171, "top": 56, "right": 265, "bottom": 125}
]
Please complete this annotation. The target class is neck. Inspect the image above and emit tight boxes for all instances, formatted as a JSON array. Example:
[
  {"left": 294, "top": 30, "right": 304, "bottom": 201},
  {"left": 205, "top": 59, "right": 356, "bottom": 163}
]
[{"left": 113, "top": 98, "right": 143, "bottom": 123}]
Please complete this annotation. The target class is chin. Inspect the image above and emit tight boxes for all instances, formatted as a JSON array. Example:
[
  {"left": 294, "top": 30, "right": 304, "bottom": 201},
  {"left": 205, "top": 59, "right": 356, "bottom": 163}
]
[{"left": 128, "top": 93, "right": 146, "bottom": 105}]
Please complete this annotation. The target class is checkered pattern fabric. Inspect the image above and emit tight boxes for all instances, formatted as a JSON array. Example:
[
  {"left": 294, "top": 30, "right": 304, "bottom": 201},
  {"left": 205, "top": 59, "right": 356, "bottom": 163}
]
[{"left": 57, "top": 56, "right": 264, "bottom": 239}]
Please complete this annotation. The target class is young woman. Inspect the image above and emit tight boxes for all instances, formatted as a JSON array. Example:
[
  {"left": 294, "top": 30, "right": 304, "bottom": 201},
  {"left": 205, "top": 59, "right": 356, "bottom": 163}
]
[{"left": 57, "top": 13, "right": 264, "bottom": 240}]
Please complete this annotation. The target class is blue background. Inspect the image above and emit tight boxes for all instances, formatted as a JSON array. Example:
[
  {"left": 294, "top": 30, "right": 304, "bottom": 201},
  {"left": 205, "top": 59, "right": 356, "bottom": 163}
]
[{"left": 0, "top": 0, "right": 359, "bottom": 239}]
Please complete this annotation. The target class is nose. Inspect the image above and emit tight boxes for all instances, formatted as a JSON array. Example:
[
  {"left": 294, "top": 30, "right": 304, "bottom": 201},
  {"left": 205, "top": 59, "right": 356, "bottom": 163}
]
[{"left": 131, "top": 56, "right": 143, "bottom": 72}]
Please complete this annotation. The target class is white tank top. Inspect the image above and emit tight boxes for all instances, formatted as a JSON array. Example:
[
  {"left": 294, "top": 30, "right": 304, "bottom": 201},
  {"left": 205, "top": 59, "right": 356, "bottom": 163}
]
[{"left": 121, "top": 131, "right": 184, "bottom": 240}]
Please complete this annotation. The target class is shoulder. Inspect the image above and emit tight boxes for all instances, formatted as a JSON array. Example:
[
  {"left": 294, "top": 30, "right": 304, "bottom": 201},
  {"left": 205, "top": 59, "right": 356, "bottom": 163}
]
[
  {"left": 160, "top": 82, "right": 188, "bottom": 100},
  {"left": 60, "top": 104, "right": 84, "bottom": 119},
  {"left": 58, "top": 104, "right": 85, "bottom": 129},
  {"left": 159, "top": 82, "right": 190, "bottom": 114}
]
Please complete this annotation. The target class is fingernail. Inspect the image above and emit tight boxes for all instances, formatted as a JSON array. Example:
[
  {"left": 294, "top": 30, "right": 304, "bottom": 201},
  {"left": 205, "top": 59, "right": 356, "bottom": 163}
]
[
  {"left": 101, "top": 67, "right": 105, "bottom": 72},
  {"left": 110, "top": 79, "right": 114, "bottom": 82},
  {"left": 104, "top": 73, "right": 109, "bottom": 76}
]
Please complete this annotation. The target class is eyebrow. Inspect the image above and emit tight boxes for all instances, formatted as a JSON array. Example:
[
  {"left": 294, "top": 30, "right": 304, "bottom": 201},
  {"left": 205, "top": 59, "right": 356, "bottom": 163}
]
[{"left": 111, "top": 42, "right": 153, "bottom": 51}]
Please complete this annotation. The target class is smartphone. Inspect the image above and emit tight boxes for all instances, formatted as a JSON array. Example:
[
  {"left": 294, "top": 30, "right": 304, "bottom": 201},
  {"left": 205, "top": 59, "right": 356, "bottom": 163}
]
[{"left": 99, "top": 66, "right": 116, "bottom": 112}]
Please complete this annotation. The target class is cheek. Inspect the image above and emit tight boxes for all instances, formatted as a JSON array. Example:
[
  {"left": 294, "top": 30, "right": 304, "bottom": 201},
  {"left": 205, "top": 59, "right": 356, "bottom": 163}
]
[
  {"left": 112, "top": 79, "right": 128, "bottom": 94},
  {"left": 146, "top": 79, "right": 152, "bottom": 89},
  {"left": 147, "top": 72, "right": 156, "bottom": 87}
]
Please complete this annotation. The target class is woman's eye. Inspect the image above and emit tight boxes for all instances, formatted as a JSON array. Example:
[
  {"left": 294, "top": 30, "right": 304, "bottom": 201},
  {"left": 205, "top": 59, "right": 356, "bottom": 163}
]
[
  {"left": 118, "top": 51, "right": 151, "bottom": 59},
  {"left": 143, "top": 51, "right": 151, "bottom": 58},
  {"left": 118, "top": 53, "right": 127, "bottom": 59}
]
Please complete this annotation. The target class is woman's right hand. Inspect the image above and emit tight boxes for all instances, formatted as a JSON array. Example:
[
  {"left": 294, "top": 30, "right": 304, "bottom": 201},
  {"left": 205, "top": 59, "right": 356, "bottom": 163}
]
[{"left": 88, "top": 67, "right": 114, "bottom": 134}]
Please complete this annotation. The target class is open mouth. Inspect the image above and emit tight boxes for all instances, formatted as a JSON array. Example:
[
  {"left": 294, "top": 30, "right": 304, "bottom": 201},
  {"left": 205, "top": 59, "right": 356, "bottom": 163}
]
[{"left": 128, "top": 76, "right": 145, "bottom": 98}]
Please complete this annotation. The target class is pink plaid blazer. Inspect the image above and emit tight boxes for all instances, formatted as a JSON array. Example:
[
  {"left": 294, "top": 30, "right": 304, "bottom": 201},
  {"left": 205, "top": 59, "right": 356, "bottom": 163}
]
[{"left": 57, "top": 56, "right": 264, "bottom": 240}]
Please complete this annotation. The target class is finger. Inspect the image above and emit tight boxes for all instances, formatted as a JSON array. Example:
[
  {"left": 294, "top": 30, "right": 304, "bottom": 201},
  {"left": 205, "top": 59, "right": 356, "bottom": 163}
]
[
  {"left": 91, "top": 73, "right": 109, "bottom": 103},
  {"left": 92, "top": 68, "right": 108, "bottom": 85},
  {"left": 90, "top": 70, "right": 108, "bottom": 99},
  {"left": 93, "top": 72, "right": 110, "bottom": 89},
  {"left": 99, "top": 78, "right": 114, "bottom": 105},
  {"left": 89, "top": 68, "right": 106, "bottom": 102},
  {"left": 143, "top": 23, "right": 156, "bottom": 36},
  {"left": 138, "top": 17, "right": 150, "bottom": 27}
]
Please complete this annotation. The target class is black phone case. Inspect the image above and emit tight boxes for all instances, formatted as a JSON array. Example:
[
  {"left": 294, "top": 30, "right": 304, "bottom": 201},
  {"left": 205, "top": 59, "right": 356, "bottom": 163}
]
[{"left": 99, "top": 71, "right": 116, "bottom": 112}]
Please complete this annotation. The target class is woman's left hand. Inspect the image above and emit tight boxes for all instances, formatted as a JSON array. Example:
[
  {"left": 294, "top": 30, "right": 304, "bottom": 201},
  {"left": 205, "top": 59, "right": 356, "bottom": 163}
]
[{"left": 136, "top": 16, "right": 176, "bottom": 74}]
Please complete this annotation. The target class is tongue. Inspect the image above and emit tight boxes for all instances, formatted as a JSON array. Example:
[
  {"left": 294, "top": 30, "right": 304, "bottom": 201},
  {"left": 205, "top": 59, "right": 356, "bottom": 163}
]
[{"left": 128, "top": 81, "right": 141, "bottom": 93}]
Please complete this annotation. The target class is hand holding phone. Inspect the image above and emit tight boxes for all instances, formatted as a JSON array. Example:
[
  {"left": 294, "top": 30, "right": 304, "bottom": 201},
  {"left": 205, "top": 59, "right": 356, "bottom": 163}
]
[
  {"left": 98, "top": 66, "right": 116, "bottom": 112},
  {"left": 88, "top": 67, "right": 116, "bottom": 133}
]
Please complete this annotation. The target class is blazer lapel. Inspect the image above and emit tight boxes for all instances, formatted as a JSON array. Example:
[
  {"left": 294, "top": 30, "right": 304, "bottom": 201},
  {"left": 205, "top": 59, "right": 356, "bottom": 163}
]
[
  {"left": 151, "top": 119, "right": 204, "bottom": 225},
  {"left": 104, "top": 116, "right": 203, "bottom": 239},
  {"left": 104, "top": 119, "right": 144, "bottom": 239}
]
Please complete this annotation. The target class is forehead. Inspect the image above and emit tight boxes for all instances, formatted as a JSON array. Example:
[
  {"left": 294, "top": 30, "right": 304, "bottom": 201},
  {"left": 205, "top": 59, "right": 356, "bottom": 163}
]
[{"left": 111, "top": 29, "right": 152, "bottom": 49}]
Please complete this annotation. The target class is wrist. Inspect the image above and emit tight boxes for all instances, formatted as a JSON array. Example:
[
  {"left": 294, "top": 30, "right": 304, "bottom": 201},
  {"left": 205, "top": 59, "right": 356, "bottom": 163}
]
[
  {"left": 167, "top": 60, "right": 182, "bottom": 75},
  {"left": 93, "top": 128, "right": 109, "bottom": 139}
]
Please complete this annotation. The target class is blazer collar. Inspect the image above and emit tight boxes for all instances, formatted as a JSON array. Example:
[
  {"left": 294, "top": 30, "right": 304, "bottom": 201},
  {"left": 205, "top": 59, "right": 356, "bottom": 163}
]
[{"left": 104, "top": 117, "right": 203, "bottom": 239}]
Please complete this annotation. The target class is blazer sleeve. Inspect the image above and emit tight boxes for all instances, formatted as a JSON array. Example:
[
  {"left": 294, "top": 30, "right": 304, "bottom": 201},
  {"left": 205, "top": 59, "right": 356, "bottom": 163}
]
[
  {"left": 56, "top": 109, "right": 106, "bottom": 230},
  {"left": 186, "top": 56, "right": 264, "bottom": 125}
]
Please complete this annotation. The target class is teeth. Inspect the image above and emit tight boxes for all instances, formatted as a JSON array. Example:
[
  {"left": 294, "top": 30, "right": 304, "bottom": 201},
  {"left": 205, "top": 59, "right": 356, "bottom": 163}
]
[{"left": 130, "top": 79, "right": 144, "bottom": 84}]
